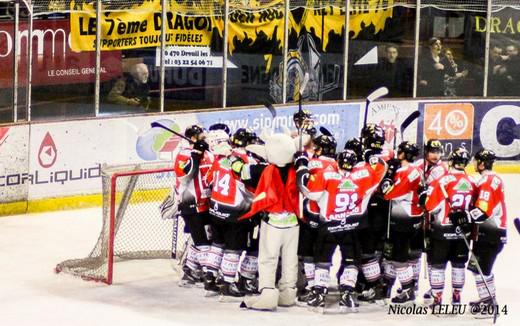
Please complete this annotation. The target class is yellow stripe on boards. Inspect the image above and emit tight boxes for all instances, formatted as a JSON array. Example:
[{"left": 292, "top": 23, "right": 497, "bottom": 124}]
[{"left": 0, "top": 188, "right": 171, "bottom": 217}]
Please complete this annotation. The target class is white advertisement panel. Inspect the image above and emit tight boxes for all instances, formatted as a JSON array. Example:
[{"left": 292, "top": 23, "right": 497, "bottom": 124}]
[
  {"left": 0, "top": 125, "right": 30, "bottom": 202},
  {"left": 27, "top": 113, "right": 198, "bottom": 200},
  {"left": 365, "top": 100, "right": 419, "bottom": 148},
  {"left": 156, "top": 46, "right": 238, "bottom": 68}
]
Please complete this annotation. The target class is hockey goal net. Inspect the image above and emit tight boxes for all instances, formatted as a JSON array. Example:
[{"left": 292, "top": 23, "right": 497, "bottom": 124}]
[{"left": 56, "top": 162, "right": 188, "bottom": 284}]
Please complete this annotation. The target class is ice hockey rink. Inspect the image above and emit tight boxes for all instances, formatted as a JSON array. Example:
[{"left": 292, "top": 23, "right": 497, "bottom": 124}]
[{"left": 1, "top": 174, "right": 519, "bottom": 326}]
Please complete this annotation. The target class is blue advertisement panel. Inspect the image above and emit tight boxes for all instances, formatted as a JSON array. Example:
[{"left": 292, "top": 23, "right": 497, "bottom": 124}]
[
  {"left": 418, "top": 101, "right": 520, "bottom": 160},
  {"left": 195, "top": 103, "right": 361, "bottom": 150},
  {"left": 473, "top": 102, "right": 520, "bottom": 161}
]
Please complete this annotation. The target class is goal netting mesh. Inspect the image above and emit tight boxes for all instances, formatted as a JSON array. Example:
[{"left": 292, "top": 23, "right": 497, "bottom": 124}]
[{"left": 55, "top": 162, "right": 188, "bottom": 284}]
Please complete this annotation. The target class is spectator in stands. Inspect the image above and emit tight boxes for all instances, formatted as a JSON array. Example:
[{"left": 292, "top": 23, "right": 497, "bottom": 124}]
[
  {"left": 488, "top": 45, "right": 504, "bottom": 95},
  {"left": 375, "top": 45, "right": 412, "bottom": 97},
  {"left": 418, "top": 37, "right": 445, "bottom": 97},
  {"left": 442, "top": 48, "right": 468, "bottom": 96},
  {"left": 107, "top": 63, "right": 151, "bottom": 110},
  {"left": 501, "top": 45, "right": 520, "bottom": 95}
]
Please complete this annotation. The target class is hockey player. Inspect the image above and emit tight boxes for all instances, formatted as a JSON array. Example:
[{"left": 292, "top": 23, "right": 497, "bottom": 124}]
[
  {"left": 467, "top": 149, "right": 507, "bottom": 308},
  {"left": 343, "top": 137, "right": 363, "bottom": 163},
  {"left": 416, "top": 139, "right": 448, "bottom": 185},
  {"left": 296, "top": 134, "right": 338, "bottom": 304},
  {"left": 205, "top": 127, "right": 254, "bottom": 298},
  {"left": 296, "top": 149, "right": 387, "bottom": 312},
  {"left": 414, "top": 139, "right": 448, "bottom": 301},
  {"left": 230, "top": 128, "right": 262, "bottom": 295},
  {"left": 381, "top": 141, "right": 422, "bottom": 304},
  {"left": 174, "top": 125, "right": 215, "bottom": 290},
  {"left": 424, "top": 147, "right": 477, "bottom": 307},
  {"left": 357, "top": 124, "right": 393, "bottom": 302},
  {"left": 238, "top": 133, "right": 301, "bottom": 311}
]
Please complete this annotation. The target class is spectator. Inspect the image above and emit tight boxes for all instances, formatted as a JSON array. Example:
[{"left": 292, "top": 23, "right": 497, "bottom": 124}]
[
  {"left": 375, "top": 45, "right": 412, "bottom": 97},
  {"left": 488, "top": 45, "right": 504, "bottom": 95},
  {"left": 442, "top": 48, "right": 468, "bottom": 96},
  {"left": 418, "top": 37, "right": 445, "bottom": 97},
  {"left": 107, "top": 63, "right": 151, "bottom": 110},
  {"left": 501, "top": 45, "right": 520, "bottom": 95}
]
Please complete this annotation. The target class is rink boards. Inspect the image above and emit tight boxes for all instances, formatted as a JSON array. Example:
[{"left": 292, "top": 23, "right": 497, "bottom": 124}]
[{"left": 0, "top": 98, "right": 519, "bottom": 216}]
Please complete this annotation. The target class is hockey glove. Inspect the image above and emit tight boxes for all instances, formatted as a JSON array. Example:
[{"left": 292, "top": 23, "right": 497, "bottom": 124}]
[
  {"left": 417, "top": 185, "right": 428, "bottom": 206},
  {"left": 363, "top": 149, "right": 377, "bottom": 163},
  {"left": 383, "top": 241, "right": 393, "bottom": 260},
  {"left": 294, "top": 151, "right": 309, "bottom": 169},
  {"left": 469, "top": 207, "right": 488, "bottom": 223},
  {"left": 230, "top": 157, "right": 245, "bottom": 176},
  {"left": 193, "top": 139, "right": 209, "bottom": 154},
  {"left": 303, "top": 199, "right": 320, "bottom": 228},
  {"left": 449, "top": 209, "right": 470, "bottom": 228},
  {"left": 380, "top": 178, "right": 394, "bottom": 194},
  {"left": 386, "top": 158, "right": 401, "bottom": 179}
]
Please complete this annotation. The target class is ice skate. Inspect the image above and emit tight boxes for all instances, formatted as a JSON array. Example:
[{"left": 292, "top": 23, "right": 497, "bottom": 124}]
[
  {"left": 339, "top": 288, "right": 359, "bottom": 313},
  {"left": 307, "top": 287, "right": 327, "bottom": 313}
]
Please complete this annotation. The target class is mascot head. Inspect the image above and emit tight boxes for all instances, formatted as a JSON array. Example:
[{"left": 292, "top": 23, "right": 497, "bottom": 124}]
[{"left": 264, "top": 133, "right": 297, "bottom": 167}]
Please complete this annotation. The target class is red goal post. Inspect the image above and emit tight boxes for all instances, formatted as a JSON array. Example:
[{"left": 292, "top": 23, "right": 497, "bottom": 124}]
[{"left": 56, "top": 162, "right": 189, "bottom": 284}]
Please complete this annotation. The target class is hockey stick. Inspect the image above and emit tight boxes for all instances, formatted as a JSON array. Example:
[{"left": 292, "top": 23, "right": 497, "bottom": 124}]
[
  {"left": 457, "top": 226, "right": 499, "bottom": 323},
  {"left": 151, "top": 121, "right": 193, "bottom": 144},
  {"left": 261, "top": 98, "right": 277, "bottom": 118},
  {"left": 362, "top": 87, "right": 389, "bottom": 129},
  {"left": 319, "top": 126, "right": 333, "bottom": 137},
  {"left": 399, "top": 110, "right": 420, "bottom": 142},
  {"left": 386, "top": 126, "right": 398, "bottom": 239},
  {"left": 297, "top": 73, "right": 310, "bottom": 220},
  {"left": 439, "top": 184, "right": 499, "bottom": 323},
  {"left": 514, "top": 217, "right": 520, "bottom": 234},
  {"left": 298, "top": 72, "right": 310, "bottom": 151}
]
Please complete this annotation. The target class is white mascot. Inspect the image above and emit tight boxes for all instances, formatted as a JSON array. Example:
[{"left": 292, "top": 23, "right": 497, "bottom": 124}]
[{"left": 240, "top": 133, "right": 300, "bottom": 311}]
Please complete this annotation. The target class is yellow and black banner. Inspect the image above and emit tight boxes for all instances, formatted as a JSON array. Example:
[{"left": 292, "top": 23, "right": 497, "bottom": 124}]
[{"left": 70, "top": 0, "right": 393, "bottom": 52}]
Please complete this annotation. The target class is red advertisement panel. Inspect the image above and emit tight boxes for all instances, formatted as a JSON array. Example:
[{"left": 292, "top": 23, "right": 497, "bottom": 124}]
[{"left": 0, "top": 18, "right": 122, "bottom": 88}]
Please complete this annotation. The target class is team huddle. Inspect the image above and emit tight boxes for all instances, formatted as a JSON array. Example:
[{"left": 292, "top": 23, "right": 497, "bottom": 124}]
[{"left": 171, "top": 110, "right": 507, "bottom": 314}]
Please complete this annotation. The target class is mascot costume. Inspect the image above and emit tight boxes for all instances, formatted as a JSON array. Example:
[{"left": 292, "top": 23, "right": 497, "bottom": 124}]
[{"left": 240, "top": 133, "right": 301, "bottom": 310}]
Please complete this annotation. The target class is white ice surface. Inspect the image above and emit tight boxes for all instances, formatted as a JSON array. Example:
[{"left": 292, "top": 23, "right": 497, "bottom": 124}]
[{"left": 1, "top": 174, "right": 520, "bottom": 326}]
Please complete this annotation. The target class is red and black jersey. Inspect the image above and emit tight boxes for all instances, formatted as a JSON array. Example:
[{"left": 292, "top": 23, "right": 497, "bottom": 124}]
[
  {"left": 414, "top": 159, "right": 449, "bottom": 185},
  {"left": 306, "top": 156, "right": 339, "bottom": 217},
  {"left": 206, "top": 152, "right": 255, "bottom": 222},
  {"left": 308, "top": 156, "right": 338, "bottom": 174},
  {"left": 384, "top": 163, "right": 423, "bottom": 218},
  {"left": 425, "top": 170, "right": 477, "bottom": 239},
  {"left": 473, "top": 171, "right": 507, "bottom": 243},
  {"left": 303, "top": 158, "right": 386, "bottom": 231},
  {"left": 384, "top": 163, "right": 423, "bottom": 231},
  {"left": 174, "top": 147, "right": 214, "bottom": 214}
]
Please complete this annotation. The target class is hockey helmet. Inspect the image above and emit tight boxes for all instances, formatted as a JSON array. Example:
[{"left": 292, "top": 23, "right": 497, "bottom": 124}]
[
  {"left": 231, "top": 128, "right": 254, "bottom": 147},
  {"left": 362, "top": 124, "right": 385, "bottom": 150},
  {"left": 248, "top": 131, "right": 265, "bottom": 145},
  {"left": 398, "top": 141, "right": 419, "bottom": 162},
  {"left": 337, "top": 150, "right": 358, "bottom": 171},
  {"left": 208, "top": 123, "right": 231, "bottom": 136},
  {"left": 206, "top": 128, "right": 231, "bottom": 156},
  {"left": 344, "top": 137, "right": 363, "bottom": 159},
  {"left": 313, "top": 134, "right": 337, "bottom": 158},
  {"left": 474, "top": 148, "right": 496, "bottom": 170},
  {"left": 424, "top": 139, "right": 444, "bottom": 154},
  {"left": 448, "top": 147, "right": 471, "bottom": 169},
  {"left": 184, "top": 124, "right": 205, "bottom": 139}
]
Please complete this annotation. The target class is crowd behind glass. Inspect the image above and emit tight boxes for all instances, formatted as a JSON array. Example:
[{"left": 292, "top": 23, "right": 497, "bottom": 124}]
[{"left": 0, "top": 4, "right": 519, "bottom": 123}]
